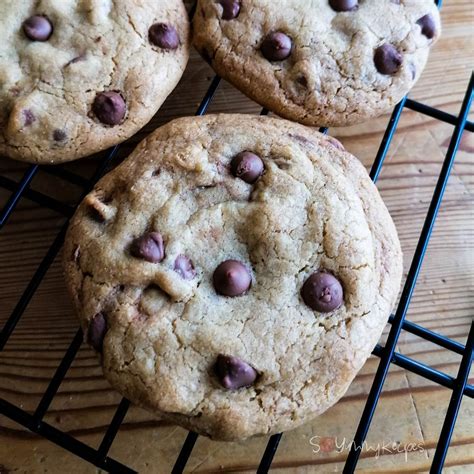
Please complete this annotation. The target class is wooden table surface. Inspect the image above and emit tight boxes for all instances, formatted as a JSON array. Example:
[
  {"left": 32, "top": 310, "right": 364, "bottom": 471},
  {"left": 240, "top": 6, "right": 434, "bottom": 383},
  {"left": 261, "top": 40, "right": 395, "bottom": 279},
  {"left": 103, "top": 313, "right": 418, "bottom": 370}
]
[{"left": 1, "top": 1, "right": 473, "bottom": 473}]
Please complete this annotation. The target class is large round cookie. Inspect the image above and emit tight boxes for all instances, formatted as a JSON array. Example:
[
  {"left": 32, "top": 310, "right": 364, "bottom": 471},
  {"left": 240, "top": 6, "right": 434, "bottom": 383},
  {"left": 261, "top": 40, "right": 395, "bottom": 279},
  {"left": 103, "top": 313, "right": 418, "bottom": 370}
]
[
  {"left": 63, "top": 114, "right": 403, "bottom": 440},
  {"left": 193, "top": 0, "right": 440, "bottom": 127},
  {"left": 0, "top": 0, "right": 189, "bottom": 164}
]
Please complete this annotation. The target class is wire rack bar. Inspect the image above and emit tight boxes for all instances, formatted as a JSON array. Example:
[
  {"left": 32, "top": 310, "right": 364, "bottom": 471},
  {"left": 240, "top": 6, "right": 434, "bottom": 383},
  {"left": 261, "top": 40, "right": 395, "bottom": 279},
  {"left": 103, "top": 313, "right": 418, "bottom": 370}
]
[
  {"left": 0, "top": 398, "right": 136, "bottom": 474},
  {"left": 430, "top": 322, "right": 474, "bottom": 472},
  {"left": 370, "top": 97, "right": 407, "bottom": 182},
  {"left": 257, "top": 433, "right": 283, "bottom": 473},
  {"left": 172, "top": 431, "right": 199, "bottom": 473},
  {"left": 0, "top": 165, "right": 38, "bottom": 228},
  {"left": 40, "top": 165, "right": 90, "bottom": 188},
  {"left": 372, "top": 345, "right": 474, "bottom": 398},
  {"left": 391, "top": 316, "right": 467, "bottom": 355},
  {"left": 0, "top": 173, "right": 74, "bottom": 217},
  {"left": 33, "top": 328, "right": 84, "bottom": 423},
  {"left": 196, "top": 75, "right": 221, "bottom": 116},
  {"left": 405, "top": 99, "right": 474, "bottom": 133},
  {"left": 343, "top": 73, "right": 474, "bottom": 472},
  {"left": 97, "top": 398, "right": 131, "bottom": 460}
]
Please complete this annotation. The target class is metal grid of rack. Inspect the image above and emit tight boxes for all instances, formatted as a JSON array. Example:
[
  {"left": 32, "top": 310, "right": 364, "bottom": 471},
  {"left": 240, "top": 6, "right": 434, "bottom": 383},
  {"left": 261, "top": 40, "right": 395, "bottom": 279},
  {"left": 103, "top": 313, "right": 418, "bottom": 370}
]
[{"left": 1, "top": 0, "right": 473, "bottom": 472}]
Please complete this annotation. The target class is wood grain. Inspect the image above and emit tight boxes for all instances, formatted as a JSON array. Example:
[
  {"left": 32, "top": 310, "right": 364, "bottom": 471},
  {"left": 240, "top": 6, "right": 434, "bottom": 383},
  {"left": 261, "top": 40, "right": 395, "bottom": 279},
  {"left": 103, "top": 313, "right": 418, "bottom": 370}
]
[{"left": 1, "top": 1, "right": 473, "bottom": 472}]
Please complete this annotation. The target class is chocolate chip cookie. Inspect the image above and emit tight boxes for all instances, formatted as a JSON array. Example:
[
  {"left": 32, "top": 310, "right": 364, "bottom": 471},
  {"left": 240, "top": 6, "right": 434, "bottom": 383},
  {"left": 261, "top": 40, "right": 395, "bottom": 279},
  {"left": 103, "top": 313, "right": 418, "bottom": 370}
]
[
  {"left": 0, "top": 0, "right": 189, "bottom": 164},
  {"left": 63, "top": 114, "right": 403, "bottom": 440},
  {"left": 193, "top": 0, "right": 441, "bottom": 127}
]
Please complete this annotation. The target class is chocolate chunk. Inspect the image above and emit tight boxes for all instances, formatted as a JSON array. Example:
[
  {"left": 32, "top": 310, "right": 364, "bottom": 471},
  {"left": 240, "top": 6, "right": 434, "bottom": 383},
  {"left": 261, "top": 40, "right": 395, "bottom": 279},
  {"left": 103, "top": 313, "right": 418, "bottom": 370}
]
[
  {"left": 88, "top": 313, "right": 107, "bottom": 352},
  {"left": 215, "top": 354, "right": 257, "bottom": 389},
  {"left": 131, "top": 232, "right": 165, "bottom": 263},
  {"left": 218, "top": 0, "right": 241, "bottom": 20},
  {"left": 148, "top": 23, "right": 180, "bottom": 50},
  {"left": 329, "top": 0, "right": 358, "bottom": 12},
  {"left": 53, "top": 129, "right": 67, "bottom": 142},
  {"left": 92, "top": 91, "right": 126, "bottom": 126},
  {"left": 417, "top": 14, "right": 436, "bottom": 40},
  {"left": 213, "top": 260, "right": 251, "bottom": 297},
  {"left": 230, "top": 151, "right": 264, "bottom": 184},
  {"left": 23, "top": 15, "right": 53, "bottom": 41},
  {"left": 22, "top": 109, "right": 35, "bottom": 126},
  {"left": 261, "top": 32, "right": 292, "bottom": 61},
  {"left": 374, "top": 44, "right": 403, "bottom": 75},
  {"left": 301, "top": 271, "right": 343, "bottom": 313},
  {"left": 174, "top": 255, "right": 196, "bottom": 280}
]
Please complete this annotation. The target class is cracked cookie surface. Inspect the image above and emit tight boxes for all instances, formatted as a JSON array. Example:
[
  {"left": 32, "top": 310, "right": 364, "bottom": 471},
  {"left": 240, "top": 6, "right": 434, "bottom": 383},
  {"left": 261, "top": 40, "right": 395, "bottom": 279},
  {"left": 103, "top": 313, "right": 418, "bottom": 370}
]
[
  {"left": 0, "top": 0, "right": 189, "bottom": 164},
  {"left": 193, "top": 0, "right": 440, "bottom": 127},
  {"left": 63, "top": 114, "right": 403, "bottom": 440}
]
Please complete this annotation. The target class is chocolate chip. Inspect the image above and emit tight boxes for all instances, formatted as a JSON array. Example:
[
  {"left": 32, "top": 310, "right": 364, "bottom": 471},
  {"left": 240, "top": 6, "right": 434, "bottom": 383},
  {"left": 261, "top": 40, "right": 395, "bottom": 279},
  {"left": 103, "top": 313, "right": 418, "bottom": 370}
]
[
  {"left": 131, "top": 232, "right": 165, "bottom": 263},
  {"left": 213, "top": 260, "right": 251, "bottom": 297},
  {"left": 148, "top": 23, "right": 180, "bottom": 50},
  {"left": 215, "top": 354, "right": 257, "bottom": 389},
  {"left": 218, "top": 0, "right": 241, "bottom": 20},
  {"left": 301, "top": 271, "right": 343, "bottom": 312},
  {"left": 230, "top": 151, "right": 264, "bottom": 184},
  {"left": 417, "top": 14, "right": 436, "bottom": 40},
  {"left": 329, "top": 0, "right": 358, "bottom": 12},
  {"left": 92, "top": 91, "right": 126, "bottom": 126},
  {"left": 22, "top": 109, "right": 35, "bottom": 126},
  {"left": 174, "top": 255, "right": 196, "bottom": 280},
  {"left": 23, "top": 15, "right": 53, "bottom": 41},
  {"left": 88, "top": 313, "right": 107, "bottom": 352},
  {"left": 53, "top": 129, "right": 67, "bottom": 142},
  {"left": 261, "top": 32, "right": 292, "bottom": 61},
  {"left": 374, "top": 44, "right": 403, "bottom": 75}
]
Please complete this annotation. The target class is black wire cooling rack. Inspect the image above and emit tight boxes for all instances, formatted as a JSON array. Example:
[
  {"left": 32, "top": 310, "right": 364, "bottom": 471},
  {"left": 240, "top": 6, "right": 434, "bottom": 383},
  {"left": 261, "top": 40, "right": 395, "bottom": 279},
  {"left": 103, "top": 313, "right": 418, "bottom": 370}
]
[{"left": 1, "top": 1, "right": 473, "bottom": 472}]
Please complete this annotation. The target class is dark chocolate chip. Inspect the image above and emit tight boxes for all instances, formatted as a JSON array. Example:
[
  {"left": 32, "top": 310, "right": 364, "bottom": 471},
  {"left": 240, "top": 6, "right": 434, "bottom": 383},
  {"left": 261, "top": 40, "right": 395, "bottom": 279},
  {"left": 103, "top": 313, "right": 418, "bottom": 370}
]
[
  {"left": 215, "top": 354, "right": 257, "bottom": 389},
  {"left": 230, "top": 151, "right": 264, "bottom": 184},
  {"left": 88, "top": 313, "right": 107, "bottom": 352},
  {"left": 374, "top": 44, "right": 403, "bottom": 75},
  {"left": 213, "top": 260, "right": 251, "bottom": 297},
  {"left": 92, "top": 91, "right": 126, "bottom": 126},
  {"left": 174, "top": 255, "right": 196, "bottom": 280},
  {"left": 261, "top": 32, "right": 292, "bottom": 61},
  {"left": 22, "top": 109, "right": 35, "bottom": 126},
  {"left": 53, "top": 129, "right": 67, "bottom": 142},
  {"left": 148, "top": 23, "right": 180, "bottom": 50},
  {"left": 23, "top": 15, "right": 53, "bottom": 42},
  {"left": 217, "top": 0, "right": 241, "bottom": 20},
  {"left": 301, "top": 271, "right": 343, "bottom": 313},
  {"left": 329, "top": 0, "right": 359, "bottom": 12},
  {"left": 416, "top": 14, "right": 436, "bottom": 40},
  {"left": 131, "top": 232, "right": 165, "bottom": 263}
]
